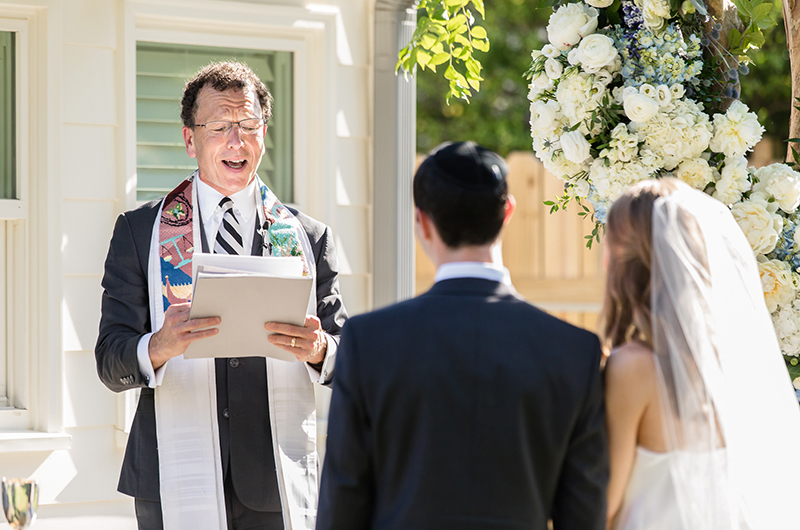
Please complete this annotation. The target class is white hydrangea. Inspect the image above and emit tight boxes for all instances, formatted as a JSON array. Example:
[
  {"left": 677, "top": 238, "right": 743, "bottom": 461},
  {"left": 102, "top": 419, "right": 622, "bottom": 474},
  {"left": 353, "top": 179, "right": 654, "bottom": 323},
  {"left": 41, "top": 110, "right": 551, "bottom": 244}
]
[
  {"left": 712, "top": 156, "right": 750, "bottom": 205},
  {"left": 556, "top": 72, "right": 610, "bottom": 136},
  {"left": 589, "top": 156, "right": 659, "bottom": 201},
  {"left": 674, "top": 157, "right": 713, "bottom": 190},
  {"left": 774, "top": 299, "right": 800, "bottom": 356},
  {"left": 547, "top": 3, "right": 599, "bottom": 51},
  {"left": 632, "top": 98, "right": 713, "bottom": 170},
  {"left": 731, "top": 197, "right": 784, "bottom": 255},
  {"left": 709, "top": 100, "right": 765, "bottom": 158},
  {"left": 600, "top": 123, "right": 639, "bottom": 163},
  {"left": 752, "top": 163, "right": 800, "bottom": 214},
  {"left": 759, "top": 258, "right": 799, "bottom": 313}
]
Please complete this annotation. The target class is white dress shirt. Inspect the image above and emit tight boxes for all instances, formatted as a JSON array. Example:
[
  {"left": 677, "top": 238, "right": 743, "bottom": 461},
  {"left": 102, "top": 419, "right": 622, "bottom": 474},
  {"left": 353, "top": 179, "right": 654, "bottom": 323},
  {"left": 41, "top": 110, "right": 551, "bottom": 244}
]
[{"left": 434, "top": 261, "right": 512, "bottom": 285}]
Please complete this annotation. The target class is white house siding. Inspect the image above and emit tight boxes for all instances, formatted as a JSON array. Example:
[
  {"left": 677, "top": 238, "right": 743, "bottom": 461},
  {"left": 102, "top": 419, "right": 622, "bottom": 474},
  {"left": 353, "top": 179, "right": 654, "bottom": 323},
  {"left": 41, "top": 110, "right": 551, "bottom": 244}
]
[{"left": 0, "top": 0, "right": 375, "bottom": 526}]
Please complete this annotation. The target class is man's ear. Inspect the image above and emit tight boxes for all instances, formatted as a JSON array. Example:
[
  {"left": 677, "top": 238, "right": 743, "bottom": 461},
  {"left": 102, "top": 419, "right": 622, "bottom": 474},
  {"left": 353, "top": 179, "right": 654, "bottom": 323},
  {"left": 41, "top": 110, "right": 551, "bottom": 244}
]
[
  {"left": 415, "top": 208, "right": 434, "bottom": 242},
  {"left": 183, "top": 126, "right": 197, "bottom": 158},
  {"left": 502, "top": 195, "right": 516, "bottom": 226}
]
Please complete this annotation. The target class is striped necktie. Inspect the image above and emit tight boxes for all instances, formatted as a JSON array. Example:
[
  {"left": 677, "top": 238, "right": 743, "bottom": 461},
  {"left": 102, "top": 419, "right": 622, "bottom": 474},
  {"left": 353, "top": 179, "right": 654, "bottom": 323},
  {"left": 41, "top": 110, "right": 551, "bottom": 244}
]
[{"left": 214, "top": 196, "right": 245, "bottom": 255}]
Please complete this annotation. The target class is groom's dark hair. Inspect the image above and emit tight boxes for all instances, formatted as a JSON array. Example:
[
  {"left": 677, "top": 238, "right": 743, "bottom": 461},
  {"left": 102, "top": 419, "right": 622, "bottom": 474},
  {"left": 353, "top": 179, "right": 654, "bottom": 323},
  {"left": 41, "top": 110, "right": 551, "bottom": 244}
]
[{"left": 413, "top": 141, "right": 509, "bottom": 248}]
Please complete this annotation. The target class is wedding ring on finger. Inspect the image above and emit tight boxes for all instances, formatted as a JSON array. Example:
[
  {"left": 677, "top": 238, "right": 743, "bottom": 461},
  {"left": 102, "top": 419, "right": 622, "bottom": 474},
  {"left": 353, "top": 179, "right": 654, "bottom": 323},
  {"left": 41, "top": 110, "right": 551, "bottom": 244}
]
[{"left": 291, "top": 337, "right": 297, "bottom": 348}]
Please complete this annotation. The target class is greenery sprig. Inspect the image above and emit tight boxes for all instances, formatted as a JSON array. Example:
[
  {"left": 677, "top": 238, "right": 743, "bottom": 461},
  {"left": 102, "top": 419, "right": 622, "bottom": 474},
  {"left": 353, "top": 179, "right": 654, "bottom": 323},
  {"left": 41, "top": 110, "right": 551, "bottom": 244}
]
[{"left": 396, "top": 0, "right": 489, "bottom": 104}]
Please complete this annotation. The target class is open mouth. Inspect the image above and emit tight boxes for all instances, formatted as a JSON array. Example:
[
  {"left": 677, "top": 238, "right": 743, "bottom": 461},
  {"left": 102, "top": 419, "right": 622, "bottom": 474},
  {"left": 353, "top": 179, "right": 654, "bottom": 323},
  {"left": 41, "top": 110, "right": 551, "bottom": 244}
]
[{"left": 223, "top": 159, "right": 246, "bottom": 170}]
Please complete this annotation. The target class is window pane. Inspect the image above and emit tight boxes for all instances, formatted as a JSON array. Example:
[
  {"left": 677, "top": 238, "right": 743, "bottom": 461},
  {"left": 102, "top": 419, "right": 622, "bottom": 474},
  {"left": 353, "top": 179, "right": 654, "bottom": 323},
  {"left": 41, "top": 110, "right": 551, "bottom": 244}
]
[
  {"left": 0, "top": 31, "right": 15, "bottom": 200},
  {"left": 136, "top": 42, "right": 293, "bottom": 203}
]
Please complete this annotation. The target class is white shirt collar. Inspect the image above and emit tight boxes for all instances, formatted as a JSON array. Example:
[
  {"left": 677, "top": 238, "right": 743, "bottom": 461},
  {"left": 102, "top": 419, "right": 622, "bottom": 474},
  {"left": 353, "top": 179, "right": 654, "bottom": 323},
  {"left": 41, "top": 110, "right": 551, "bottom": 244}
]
[
  {"left": 196, "top": 174, "right": 258, "bottom": 226},
  {"left": 433, "top": 261, "right": 512, "bottom": 285}
]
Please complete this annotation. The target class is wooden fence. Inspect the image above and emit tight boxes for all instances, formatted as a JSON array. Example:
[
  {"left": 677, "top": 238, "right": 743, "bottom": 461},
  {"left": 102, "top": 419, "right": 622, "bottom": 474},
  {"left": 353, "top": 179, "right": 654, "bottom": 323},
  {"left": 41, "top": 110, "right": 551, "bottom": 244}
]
[{"left": 414, "top": 151, "right": 606, "bottom": 333}]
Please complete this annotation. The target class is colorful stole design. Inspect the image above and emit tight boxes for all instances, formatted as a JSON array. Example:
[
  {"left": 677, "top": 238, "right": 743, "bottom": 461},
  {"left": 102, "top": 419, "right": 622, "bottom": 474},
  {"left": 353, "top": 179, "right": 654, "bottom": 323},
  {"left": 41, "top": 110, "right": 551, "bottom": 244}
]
[{"left": 158, "top": 172, "right": 309, "bottom": 311}]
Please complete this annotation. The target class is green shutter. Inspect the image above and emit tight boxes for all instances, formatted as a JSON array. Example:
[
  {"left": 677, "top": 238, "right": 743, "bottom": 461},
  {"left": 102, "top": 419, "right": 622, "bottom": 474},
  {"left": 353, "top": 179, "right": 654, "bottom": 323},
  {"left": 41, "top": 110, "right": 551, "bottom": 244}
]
[
  {"left": 0, "top": 32, "right": 15, "bottom": 200},
  {"left": 136, "top": 42, "right": 293, "bottom": 202}
]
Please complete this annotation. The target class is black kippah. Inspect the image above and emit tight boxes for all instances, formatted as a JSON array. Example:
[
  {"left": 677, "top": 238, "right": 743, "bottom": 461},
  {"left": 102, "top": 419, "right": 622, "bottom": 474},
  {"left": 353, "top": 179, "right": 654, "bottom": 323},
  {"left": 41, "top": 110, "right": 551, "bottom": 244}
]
[{"left": 419, "top": 141, "right": 508, "bottom": 193}]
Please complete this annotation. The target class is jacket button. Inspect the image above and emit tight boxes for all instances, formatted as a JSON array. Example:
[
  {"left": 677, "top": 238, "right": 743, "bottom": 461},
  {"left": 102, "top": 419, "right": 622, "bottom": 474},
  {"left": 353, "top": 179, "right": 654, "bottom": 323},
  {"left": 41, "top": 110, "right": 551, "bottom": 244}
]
[
  {"left": 222, "top": 408, "right": 230, "bottom": 419},
  {"left": 229, "top": 358, "right": 239, "bottom": 368}
]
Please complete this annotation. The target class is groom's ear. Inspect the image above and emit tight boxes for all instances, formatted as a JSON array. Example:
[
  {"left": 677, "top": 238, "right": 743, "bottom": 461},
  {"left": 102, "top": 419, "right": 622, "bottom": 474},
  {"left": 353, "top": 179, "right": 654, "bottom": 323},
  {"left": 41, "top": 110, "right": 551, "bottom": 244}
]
[
  {"left": 415, "top": 208, "right": 434, "bottom": 242},
  {"left": 502, "top": 195, "right": 516, "bottom": 226}
]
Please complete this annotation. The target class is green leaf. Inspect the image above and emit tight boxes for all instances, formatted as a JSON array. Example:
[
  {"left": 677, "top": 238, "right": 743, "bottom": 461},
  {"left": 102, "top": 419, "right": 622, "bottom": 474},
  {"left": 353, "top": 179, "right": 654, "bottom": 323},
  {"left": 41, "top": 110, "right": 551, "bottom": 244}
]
[
  {"left": 444, "top": 64, "right": 458, "bottom": 81},
  {"left": 444, "top": 0, "right": 466, "bottom": 7},
  {"left": 419, "top": 33, "right": 437, "bottom": 50},
  {"left": 473, "top": 39, "right": 490, "bottom": 52},
  {"left": 416, "top": 49, "right": 432, "bottom": 69},
  {"left": 471, "top": 0, "right": 485, "bottom": 18},
  {"left": 746, "top": 29, "right": 766, "bottom": 49},
  {"left": 471, "top": 25, "right": 487, "bottom": 39},
  {"left": 429, "top": 52, "right": 451, "bottom": 67},
  {"left": 446, "top": 13, "right": 468, "bottom": 32},
  {"left": 728, "top": 28, "right": 742, "bottom": 48}
]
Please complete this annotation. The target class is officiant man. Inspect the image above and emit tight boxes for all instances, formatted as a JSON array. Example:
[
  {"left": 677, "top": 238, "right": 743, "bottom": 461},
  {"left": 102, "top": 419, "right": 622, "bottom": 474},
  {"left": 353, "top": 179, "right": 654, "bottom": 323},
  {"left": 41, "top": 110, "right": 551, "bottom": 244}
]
[
  {"left": 96, "top": 61, "right": 347, "bottom": 530},
  {"left": 317, "top": 142, "right": 608, "bottom": 529}
]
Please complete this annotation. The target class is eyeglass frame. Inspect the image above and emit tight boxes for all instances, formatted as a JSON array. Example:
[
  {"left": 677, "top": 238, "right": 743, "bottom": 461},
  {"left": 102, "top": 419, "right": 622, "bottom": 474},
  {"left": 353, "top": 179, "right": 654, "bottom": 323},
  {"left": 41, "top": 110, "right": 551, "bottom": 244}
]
[{"left": 191, "top": 117, "right": 266, "bottom": 136}]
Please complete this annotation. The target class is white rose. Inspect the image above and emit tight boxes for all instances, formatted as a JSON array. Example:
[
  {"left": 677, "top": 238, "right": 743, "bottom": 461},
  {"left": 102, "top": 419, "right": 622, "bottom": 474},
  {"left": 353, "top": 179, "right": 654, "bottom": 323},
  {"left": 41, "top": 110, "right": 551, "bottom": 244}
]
[
  {"left": 545, "top": 58, "right": 564, "bottom": 80},
  {"left": 675, "top": 158, "right": 713, "bottom": 190},
  {"left": 752, "top": 163, "right": 800, "bottom": 213},
  {"left": 573, "top": 178, "right": 591, "bottom": 197},
  {"left": 547, "top": 3, "right": 599, "bottom": 51},
  {"left": 541, "top": 44, "right": 560, "bottom": 59},
  {"left": 530, "top": 101, "right": 559, "bottom": 132},
  {"left": 655, "top": 84, "right": 672, "bottom": 107},
  {"left": 585, "top": 0, "right": 613, "bottom": 7},
  {"left": 759, "top": 259, "right": 797, "bottom": 313},
  {"left": 560, "top": 130, "right": 592, "bottom": 164},
  {"left": 670, "top": 84, "right": 685, "bottom": 100},
  {"left": 731, "top": 197, "right": 783, "bottom": 255},
  {"left": 793, "top": 376, "right": 800, "bottom": 391},
  {"left": 639, "top": 0, "right": 670, "bottom": 30},
  {"left": 640, "top": 83, "right": 657, "bottom": 98},
  {"left": 712, "top": 156, "right": 750, "bottom": 205},
  {"left": 710, "top": 100, "right": 765, "bottom": 158},
  {"left": 532, "top": 72, "right": 554, "bottom": 90},
  {"left": 624, "top": 94, "right": 660, "bottom": 123},
  {"left": 574, "top": 34, "right": 619, "bottom": 73}
]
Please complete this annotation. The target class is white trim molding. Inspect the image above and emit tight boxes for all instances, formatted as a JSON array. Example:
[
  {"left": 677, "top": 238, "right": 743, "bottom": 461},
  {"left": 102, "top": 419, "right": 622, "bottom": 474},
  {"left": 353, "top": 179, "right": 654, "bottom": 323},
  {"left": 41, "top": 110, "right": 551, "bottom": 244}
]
[{"left": 0, "top": 1, "right": 68, "bottom": 445}]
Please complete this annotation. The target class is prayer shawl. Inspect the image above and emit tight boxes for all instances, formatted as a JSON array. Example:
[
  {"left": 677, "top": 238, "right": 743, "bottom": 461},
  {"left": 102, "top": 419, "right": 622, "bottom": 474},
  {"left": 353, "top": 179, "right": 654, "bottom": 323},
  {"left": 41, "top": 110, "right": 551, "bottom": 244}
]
[{"left": 146, "top": 172, "right": 319, "bottom": 530}]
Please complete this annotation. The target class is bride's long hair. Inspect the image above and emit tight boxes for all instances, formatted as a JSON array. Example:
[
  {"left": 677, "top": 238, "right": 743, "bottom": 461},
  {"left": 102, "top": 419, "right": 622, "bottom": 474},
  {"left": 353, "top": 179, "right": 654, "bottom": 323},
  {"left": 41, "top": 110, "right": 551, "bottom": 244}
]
[{"left": 602, "top": 178, "right": 678, "bottom": 349}]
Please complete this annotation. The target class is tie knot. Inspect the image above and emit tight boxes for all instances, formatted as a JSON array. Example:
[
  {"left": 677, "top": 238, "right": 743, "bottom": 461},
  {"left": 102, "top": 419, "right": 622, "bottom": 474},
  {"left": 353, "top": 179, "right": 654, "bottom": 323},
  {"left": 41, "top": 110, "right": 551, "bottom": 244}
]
[{"left": 218, "top": 196, "right": 234, "bottom": 211}]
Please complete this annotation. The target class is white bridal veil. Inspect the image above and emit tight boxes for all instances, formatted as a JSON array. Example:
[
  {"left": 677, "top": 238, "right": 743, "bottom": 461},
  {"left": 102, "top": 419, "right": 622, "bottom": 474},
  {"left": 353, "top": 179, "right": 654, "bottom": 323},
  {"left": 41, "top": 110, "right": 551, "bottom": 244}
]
[{"left": 650, "top": 182, "right": 800, "bottom": 529}]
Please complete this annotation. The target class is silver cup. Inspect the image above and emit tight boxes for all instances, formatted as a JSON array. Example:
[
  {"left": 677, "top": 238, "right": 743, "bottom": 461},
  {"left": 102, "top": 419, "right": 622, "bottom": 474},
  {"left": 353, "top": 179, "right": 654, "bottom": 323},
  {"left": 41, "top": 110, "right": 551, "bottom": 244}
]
[{"left": 1, "top": 478, "right": 38, "bottom": 530}]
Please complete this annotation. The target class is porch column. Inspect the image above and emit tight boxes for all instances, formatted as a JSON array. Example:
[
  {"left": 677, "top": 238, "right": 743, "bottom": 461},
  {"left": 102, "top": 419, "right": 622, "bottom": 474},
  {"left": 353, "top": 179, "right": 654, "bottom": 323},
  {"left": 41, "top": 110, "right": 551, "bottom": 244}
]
[{"left": 373, "top": 0, "right": 416, "bottom": 309}]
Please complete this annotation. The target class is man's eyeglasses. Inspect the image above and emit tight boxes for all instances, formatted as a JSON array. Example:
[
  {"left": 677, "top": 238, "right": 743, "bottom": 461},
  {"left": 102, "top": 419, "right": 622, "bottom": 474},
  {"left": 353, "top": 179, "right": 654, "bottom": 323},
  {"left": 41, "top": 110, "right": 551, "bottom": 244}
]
[{"left": 193, "top": 118, "right": 265, "bottom": 137}]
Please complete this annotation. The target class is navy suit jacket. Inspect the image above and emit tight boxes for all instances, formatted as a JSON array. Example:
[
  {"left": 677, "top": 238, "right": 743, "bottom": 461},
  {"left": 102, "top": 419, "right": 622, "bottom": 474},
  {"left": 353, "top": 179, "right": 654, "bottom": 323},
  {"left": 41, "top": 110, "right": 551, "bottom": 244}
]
[
  {"left": 318, "top": 277, "right": 608, "bottom": 530},
  {"left": 95, "top": 198, "right": 347, "bottom": 509}
]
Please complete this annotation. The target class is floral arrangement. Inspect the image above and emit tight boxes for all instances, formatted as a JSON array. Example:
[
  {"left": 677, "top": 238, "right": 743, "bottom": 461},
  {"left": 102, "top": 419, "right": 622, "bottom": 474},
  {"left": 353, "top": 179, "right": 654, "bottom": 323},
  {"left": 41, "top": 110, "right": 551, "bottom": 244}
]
[{"left": 526, "top": 0, "right": 800, "bottom": 378}]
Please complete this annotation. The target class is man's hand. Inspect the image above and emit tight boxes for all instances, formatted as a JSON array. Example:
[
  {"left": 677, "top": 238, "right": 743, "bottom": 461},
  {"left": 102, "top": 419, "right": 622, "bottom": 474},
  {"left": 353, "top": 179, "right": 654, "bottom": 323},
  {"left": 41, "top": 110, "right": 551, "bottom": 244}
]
[
  {"left": 149, "top": 302, "right": 221, "bottom": 370},
  {"left": 265, "top": 315, "right": 327, "bottom": 365}
]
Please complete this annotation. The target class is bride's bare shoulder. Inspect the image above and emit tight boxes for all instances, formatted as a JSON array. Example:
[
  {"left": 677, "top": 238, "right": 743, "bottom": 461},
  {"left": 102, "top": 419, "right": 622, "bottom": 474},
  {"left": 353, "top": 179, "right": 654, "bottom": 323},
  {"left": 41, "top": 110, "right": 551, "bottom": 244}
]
[{"left": 605, "top": 341, "right": 657, "bottom": 385}]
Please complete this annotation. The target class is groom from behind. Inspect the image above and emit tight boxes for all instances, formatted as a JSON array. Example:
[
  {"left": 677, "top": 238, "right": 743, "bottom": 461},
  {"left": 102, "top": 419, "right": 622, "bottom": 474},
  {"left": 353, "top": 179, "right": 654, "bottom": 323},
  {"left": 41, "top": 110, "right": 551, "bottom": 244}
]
[{"left": 317, "top": 141, "right": 608, "bottom": 529}]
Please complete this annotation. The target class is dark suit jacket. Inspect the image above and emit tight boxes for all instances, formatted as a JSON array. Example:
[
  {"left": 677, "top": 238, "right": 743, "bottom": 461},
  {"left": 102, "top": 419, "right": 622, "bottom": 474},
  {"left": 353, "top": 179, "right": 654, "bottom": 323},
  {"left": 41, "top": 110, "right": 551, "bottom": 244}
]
[
  {"left": 317, "top": 278, "right": 608, "bottom": 530},
  {"left": 95, "top": 198, "right": 347, "bottom": 509}
]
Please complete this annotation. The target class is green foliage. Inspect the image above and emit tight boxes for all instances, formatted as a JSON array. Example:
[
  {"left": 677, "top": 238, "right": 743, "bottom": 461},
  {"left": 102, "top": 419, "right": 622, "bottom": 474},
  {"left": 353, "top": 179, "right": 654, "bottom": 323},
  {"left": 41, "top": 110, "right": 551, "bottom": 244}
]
[
  {"left": 396, "top": 0, "right": 490, "bottom": 104},
  {"left": 728, "top": 0, "right": 779, "bottom": 60},
  {"left": 739, "top": 0, "right": 791, "bottom": 158},
  {"left": 416, "top": 0, "right": 550, "bottom": 155}
]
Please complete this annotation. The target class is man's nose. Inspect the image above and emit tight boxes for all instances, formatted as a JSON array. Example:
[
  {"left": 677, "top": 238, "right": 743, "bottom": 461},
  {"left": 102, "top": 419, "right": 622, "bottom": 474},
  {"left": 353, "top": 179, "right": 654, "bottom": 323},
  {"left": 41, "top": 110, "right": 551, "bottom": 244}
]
[{"left": 227, "top": 124, "right": 245, "bottom": 148}]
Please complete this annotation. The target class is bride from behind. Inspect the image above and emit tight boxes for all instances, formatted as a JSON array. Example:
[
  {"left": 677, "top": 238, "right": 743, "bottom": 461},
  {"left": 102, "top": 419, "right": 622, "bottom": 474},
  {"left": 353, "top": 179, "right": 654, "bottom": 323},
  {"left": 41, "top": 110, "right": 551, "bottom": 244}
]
[{"left": 603, "top": 178, "right": 800, "bottom": 529}]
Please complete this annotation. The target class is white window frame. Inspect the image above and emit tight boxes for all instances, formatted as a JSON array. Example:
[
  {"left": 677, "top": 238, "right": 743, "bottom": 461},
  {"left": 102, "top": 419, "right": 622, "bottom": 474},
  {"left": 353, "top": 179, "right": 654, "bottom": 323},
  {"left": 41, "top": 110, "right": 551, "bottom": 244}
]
[
  {"left": 119, "top": 0, "right": 339, "bottom": 441},
  {"left": 0, "top": 6, "right": 70, "bottom": 451}
]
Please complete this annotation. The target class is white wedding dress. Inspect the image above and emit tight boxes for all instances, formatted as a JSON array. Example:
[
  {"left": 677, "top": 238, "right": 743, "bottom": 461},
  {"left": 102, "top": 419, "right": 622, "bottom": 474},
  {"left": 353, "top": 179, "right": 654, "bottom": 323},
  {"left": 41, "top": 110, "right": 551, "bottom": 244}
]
[{"left": 612, "top": 447, "right": 730, "bottom": 530}]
